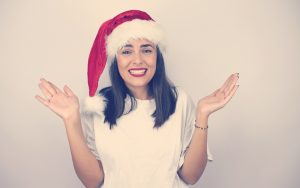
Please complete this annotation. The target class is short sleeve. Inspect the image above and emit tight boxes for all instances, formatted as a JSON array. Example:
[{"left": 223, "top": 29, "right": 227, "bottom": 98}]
[
  {"left": 177, "top": 90, "right": 213, "bottom": 170},
  {"left": 81, "top": 112, "right": 101, "bottom": 160},
  {"left": 80, "top": 94, "right": 106, "bottom": 160}
]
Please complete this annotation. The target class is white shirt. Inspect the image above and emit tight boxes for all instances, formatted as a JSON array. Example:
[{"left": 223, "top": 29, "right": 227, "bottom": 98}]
[{"left": 81, "top": 88, "right": 213, "bottom": 188}]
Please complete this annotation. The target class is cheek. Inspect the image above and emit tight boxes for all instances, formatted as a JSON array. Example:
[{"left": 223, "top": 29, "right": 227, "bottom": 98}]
[
  {"left": 118, "top": 66, "right": 128, "bottom": 80},
  {"left": 116, "top": 58, "right": 129, "bottom": 74},
  {"left": 149, "top": 57, "right": 157, "bottom": 72}
]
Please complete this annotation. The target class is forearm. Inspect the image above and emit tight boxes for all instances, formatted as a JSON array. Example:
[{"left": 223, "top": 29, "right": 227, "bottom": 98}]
[
  {"left": 178, "top": 115, "right": 208, "bottom": 185},
  {"left": 64, "top": 112, "right": 104, "bottom": 188}
]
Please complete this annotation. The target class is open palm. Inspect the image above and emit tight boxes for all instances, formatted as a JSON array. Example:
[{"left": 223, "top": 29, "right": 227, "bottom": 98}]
[
  {"left": 35, "top": 78, "right": 80, "bottom": 121},
  {"left": 197, "top": 73, "right": 239, "bottom": 117}
]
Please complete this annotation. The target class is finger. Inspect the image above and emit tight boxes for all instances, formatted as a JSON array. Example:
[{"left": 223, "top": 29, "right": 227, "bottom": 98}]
[
  {"left": 219, "top": 74, "right": 234, "bottom": 92},
  {"left": 39, "top": 83, "right": 53, "bottom": 99},
  {"left": 63, "top": 85, "right": 74, "bottom": 97},
  {"left": 220, "top": 73, "right": 237, "bottom": 92},
  {"left": 40, "top": 78, "right": 57, "bottom": 96},
  {"left": 35, "top": 95, "right": 50, "bottom": 106},
  {"left": 223, "top": 85, "right": 239, "bottom": 105},
  {"left": 222, "top": 73, "right": 237, "bottom": 92},
  {"left": 209, "top": 88, "right": 221, "bottom": 97},
  {"left": 224, "top": 75, "right": 239, "bottom": 98},
  {"left": 209, "top": 73, "right": 237, "bottom": 96},
  {"left": 48, "top": 81, "right": 63, "bottom": 93}
]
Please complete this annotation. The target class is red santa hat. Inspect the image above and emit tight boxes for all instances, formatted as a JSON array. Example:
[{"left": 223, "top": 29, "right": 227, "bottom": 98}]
[{"left": 87, "top": 10, "right": 166, "bottom": 97}]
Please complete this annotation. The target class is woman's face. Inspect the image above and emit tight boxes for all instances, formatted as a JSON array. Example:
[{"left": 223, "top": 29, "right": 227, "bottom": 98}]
[{"left": 116, "top": 38, "right": 157, "bottom": 95}]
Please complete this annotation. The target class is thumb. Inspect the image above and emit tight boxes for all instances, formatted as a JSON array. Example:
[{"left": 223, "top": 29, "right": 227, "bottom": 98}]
[
  {"left": 209, "top": 88, "right": 220, "bottom": 96},
  {"left": 63, "top": 85, "right": 74, "bottom": 97}
]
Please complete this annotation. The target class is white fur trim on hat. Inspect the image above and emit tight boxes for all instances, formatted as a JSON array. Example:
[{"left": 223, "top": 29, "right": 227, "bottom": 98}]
[
  {"left": 81, "top": 94, "right": 106, "bottom": 115},
  {"left": 106, "top": 19, "right": 167, "bottom": 59}
]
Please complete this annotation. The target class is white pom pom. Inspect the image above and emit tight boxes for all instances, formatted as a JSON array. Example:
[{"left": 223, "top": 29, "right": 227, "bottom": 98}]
[{"left": 82, "top": 95, "right": 106, "bottom": 115}]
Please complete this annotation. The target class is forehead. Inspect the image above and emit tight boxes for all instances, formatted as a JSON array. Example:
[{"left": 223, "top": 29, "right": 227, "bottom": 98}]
[{"left": 122, "top": 38, "right": 155, "bottom": 48}]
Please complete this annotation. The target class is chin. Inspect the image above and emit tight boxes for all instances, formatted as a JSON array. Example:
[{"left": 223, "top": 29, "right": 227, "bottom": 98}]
[{"left": 125, "top": 80, "right": 151, "bottom": 89}]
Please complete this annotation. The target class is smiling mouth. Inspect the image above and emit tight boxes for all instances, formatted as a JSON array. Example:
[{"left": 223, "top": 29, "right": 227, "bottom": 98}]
[{"left": 128, "top": 68, "right": 148, "bottom": 77}]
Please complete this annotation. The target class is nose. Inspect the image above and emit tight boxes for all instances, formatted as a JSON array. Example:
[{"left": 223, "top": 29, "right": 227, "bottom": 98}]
[{"left": 132, "top": 52, "right": 143, "bottom": 65}]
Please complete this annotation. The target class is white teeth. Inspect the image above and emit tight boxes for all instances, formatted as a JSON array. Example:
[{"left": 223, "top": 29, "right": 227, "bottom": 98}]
[{"left": 129, "top": 69, "right": 146, "bottom": 74}]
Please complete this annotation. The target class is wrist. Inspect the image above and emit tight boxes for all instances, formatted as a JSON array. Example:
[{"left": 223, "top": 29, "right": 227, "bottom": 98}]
[
  {"left": 194, "top": 123, "right": 209, "bottom": 130},
  {"left": 63, "top": 111, "right": 81, "bottom": 125},
  {"left": 195, "top": 115, "right": 209, "bottom": 131},
  {"left": 196, "top": 114, "right": 209, "bottom": 124}
]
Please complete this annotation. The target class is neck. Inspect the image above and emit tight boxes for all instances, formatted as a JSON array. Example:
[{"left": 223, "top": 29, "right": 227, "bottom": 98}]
[{"left": 127, "top": 86, "right": 150, "bottom": 100}]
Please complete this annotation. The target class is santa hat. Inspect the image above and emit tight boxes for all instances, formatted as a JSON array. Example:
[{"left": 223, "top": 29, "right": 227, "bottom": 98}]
[{"left": 87, "top": 10, "right": 166, "bottom": 97}]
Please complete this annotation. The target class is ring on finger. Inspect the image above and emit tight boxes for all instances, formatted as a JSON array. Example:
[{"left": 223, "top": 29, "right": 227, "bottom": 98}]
[{"left": 48, "top": 94, "right": 54, "bottom": 99}]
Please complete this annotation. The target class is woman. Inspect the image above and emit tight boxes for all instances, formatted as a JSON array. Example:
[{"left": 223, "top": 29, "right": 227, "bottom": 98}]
[{"left": 35, "top": 10, "right": 239, "bottom": 188}]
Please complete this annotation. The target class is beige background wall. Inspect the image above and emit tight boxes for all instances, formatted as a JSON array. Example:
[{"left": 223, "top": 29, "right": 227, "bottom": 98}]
[{"left": 1, "top": 0, "right": 299, "bottom": 187}]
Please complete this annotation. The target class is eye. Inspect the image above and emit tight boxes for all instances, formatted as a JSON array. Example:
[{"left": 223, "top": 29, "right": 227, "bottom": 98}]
[
  {"left": 142, "top": 49, "right": 153, "bottom": 54},
  {"left": 121, "top": 50, "right": 132, "bottom": 55}
]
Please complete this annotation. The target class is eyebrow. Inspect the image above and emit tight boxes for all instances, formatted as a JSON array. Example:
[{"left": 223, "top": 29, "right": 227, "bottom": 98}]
[
  {"left": 122, "top": 44, "right": 155, "bottom": 48},
  {"left": 140, "top": 44, "right": 154, "bottom": 48}
]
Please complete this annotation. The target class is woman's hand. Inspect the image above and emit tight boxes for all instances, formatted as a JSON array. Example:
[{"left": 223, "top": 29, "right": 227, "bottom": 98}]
[
  {"left": 197, "top": 73, "right": 239, "bottom": 118},
  {"left": 35, "top": 78, "right": 80, "bottom": 122}
]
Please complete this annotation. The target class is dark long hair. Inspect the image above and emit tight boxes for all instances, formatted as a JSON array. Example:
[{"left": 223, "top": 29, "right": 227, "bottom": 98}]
[{"left": 99, "top": 47, "right": 177, "bottom": 129}]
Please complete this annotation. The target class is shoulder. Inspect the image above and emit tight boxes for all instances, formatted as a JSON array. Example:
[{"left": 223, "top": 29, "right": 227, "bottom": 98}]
[{"left": 174, "top": 87, "right": 194, "bottom": 105}]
